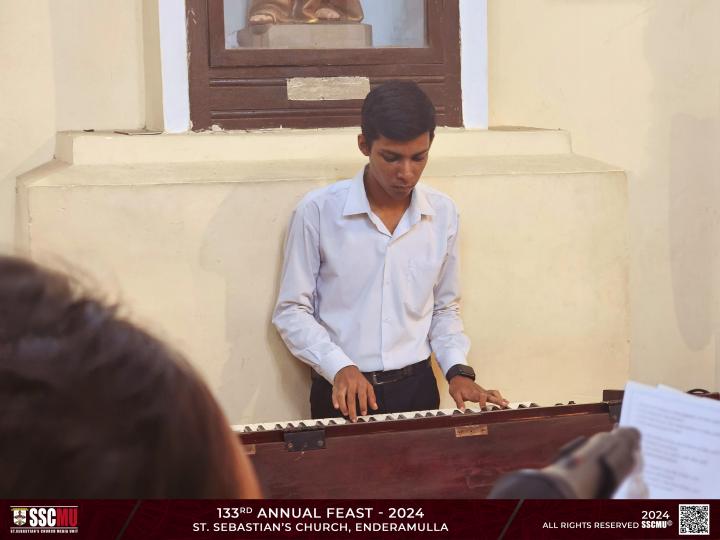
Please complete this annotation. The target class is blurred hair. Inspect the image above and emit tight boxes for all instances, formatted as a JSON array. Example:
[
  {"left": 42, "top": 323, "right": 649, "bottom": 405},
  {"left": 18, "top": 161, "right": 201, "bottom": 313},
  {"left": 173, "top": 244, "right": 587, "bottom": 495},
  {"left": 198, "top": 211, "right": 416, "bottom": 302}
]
[
  {"left": 361, "top": 80, "right": 436, "bottom": 147},
  {"left": 0, "top": 255, "right": 259, "bottom": 498}
]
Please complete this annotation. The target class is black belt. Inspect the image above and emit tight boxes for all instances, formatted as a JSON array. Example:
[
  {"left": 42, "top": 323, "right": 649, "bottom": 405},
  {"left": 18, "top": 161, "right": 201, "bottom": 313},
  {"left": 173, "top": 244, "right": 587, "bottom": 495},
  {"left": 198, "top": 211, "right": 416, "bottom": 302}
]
[
  {"left": 363, "top": 359, "right": 430, "bottom": 385},
  {"left": 311, "top": 358, "right": 431, "bottom": 385}
]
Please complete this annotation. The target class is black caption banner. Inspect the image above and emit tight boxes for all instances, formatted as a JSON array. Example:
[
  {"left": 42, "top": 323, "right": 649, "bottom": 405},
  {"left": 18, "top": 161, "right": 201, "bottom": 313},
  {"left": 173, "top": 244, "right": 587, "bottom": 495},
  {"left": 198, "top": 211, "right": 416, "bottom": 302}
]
[{"left": 3, "top": 500, "right": 718, "bottom": 539}]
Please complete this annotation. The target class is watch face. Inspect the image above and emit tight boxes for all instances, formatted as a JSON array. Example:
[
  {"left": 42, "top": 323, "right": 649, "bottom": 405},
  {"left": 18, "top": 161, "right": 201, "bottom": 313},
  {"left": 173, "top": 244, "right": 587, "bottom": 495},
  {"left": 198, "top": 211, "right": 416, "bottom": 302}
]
[
  {"left": 458, "top": 366, "right": 474, "bottom": 377},
  {"left": 448, "top": 364, "right": 475, "bottom": 381}
]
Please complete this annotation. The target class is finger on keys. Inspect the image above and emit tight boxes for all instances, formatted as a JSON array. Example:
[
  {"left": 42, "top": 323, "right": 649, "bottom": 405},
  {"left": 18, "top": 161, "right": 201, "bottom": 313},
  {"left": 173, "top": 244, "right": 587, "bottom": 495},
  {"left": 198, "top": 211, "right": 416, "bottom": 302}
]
[
  {"left": 486, "top": 389, "right": 508, "bottom": 407},
  {"left": 357, "top": 385, "right": 368, "bottom": 417},
  {"left": 334, "top": 387, "right": 348, "bottom": 416},
  {"left": 453, "top": 392, "right": 466, "bottom": 411},
  {"left": 347, "top": 384, "right": 358, "bottom": 422},
  {"left": 368, "top": 384, "right": 378, "bottom": 411}
]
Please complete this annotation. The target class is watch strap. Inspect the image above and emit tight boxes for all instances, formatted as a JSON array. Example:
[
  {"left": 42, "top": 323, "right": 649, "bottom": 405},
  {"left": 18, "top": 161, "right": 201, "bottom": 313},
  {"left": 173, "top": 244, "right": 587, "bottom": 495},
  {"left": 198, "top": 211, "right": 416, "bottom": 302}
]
[{"left": 446, "top": 363, "right": 476, "bottom": 382}]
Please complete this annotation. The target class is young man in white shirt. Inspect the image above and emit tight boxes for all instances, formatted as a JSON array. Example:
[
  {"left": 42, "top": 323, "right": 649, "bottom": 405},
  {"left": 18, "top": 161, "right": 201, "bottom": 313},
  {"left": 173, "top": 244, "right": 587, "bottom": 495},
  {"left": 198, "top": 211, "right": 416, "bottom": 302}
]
[{"left": 273, "top": 81, "right": 507, "bottom": 421}]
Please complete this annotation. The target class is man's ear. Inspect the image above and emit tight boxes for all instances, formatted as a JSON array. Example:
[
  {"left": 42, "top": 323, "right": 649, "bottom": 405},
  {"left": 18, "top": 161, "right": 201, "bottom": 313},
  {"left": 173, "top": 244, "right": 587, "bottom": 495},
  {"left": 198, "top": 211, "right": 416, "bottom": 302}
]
[{"left": 357, "top": 134, "right": 370, "bottom": 156}]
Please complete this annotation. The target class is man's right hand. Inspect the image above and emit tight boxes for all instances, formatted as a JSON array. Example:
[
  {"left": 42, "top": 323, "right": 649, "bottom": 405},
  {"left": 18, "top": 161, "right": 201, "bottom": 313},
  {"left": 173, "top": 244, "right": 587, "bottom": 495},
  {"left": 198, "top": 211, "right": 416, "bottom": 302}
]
[{"left": 332, "top": 365, "right": 378, "bottom": 422}]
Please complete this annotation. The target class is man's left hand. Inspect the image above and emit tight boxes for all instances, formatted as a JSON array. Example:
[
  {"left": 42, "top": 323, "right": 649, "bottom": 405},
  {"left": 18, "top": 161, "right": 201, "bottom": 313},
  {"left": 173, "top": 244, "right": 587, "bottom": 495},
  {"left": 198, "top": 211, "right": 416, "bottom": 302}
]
[{"left": 448, "top": 377, "right": 509, "bottom": 410}]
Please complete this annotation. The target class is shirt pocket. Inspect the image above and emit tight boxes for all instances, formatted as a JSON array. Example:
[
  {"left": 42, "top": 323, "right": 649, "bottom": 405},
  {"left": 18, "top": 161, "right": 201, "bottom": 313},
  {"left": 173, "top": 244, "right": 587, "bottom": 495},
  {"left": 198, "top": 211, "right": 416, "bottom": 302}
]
[{"left": 404, "top": 259, "right": 442, "bottom": 317}]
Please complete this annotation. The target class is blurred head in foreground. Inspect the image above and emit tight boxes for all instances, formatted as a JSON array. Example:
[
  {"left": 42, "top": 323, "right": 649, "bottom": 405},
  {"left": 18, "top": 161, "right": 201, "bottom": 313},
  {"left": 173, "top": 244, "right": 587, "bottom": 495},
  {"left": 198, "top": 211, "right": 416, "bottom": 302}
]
[{"left": 0, "top": 255, "right": 260, "bottom": 498}]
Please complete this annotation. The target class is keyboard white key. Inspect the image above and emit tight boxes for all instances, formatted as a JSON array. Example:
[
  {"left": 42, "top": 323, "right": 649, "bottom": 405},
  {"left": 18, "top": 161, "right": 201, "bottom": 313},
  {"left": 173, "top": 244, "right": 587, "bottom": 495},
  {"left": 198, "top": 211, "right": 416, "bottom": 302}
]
[{"left": 232, "top": 401, "right": 546, "bottom": 433}]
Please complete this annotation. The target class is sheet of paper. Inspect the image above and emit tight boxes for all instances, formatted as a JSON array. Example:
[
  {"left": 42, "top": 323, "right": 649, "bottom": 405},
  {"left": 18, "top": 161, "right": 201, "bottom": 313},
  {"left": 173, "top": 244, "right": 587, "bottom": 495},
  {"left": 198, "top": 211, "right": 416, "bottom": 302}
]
[{"left": 614, "top": 381, "right": 720, "bottom": 498}]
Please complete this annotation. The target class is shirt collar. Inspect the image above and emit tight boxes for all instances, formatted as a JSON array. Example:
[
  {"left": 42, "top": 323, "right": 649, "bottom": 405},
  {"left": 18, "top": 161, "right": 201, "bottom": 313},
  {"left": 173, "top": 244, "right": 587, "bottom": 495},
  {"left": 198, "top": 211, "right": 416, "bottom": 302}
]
[
  {"left": 342, "top": 167, "right": 436, "bottom": 218},
  {"left": 411, "top": 184, "right": 436, "bottom": 217},
  {"left": 342, "top": 169, "right": 372, "bottom": 216}
]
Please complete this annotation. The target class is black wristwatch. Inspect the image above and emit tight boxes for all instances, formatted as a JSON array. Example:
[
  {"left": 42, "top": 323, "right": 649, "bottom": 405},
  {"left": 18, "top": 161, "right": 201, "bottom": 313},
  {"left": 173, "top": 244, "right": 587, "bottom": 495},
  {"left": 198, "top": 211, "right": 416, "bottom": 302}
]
[{"left": 446, "top": 364, "right": 476, "bottom": 382}]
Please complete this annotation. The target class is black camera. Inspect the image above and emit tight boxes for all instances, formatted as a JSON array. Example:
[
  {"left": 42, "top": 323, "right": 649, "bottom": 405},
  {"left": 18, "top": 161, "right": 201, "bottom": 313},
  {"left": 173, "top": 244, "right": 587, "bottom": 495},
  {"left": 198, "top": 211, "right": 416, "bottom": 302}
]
[{"left": 488, "top": 427, "right": 641, "bottom": 499}]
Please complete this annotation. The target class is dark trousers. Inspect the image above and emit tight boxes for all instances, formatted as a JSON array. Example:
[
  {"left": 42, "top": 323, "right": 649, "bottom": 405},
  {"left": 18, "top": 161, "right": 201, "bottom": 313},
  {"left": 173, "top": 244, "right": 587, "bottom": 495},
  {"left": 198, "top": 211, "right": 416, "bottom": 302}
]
[{"left": 310, "top": 359, "right": 440, "bottom": 419}]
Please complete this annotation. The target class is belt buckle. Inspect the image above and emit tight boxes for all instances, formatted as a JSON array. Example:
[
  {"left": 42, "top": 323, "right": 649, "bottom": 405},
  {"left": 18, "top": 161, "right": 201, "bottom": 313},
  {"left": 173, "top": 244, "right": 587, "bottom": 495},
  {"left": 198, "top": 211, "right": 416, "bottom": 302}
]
[{"left": 370, "top": 370, "right": 401, "bottom": 386}]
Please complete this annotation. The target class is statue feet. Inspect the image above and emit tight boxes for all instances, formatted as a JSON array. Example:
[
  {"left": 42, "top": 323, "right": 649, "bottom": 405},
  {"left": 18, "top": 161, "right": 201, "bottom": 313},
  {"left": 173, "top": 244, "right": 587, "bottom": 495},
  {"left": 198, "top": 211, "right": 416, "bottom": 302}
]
[
  {"left": 314, "top": 7, "right": 341, "bottom": 20},
  {"left": 249, "top": 12, "right": 276, "bottom": 25}
]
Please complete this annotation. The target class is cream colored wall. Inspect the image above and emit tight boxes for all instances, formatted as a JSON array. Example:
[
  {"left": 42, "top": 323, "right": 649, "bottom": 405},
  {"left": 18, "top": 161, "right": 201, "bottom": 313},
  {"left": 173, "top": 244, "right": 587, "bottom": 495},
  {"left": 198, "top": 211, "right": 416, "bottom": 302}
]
[
  {"left": 0, "top": 0, "right": 145, "bottom": 249},
  {"left": 142, "top": 0, "right": 164, "bottom": 131},
  {"left": 48, "top": 0, "right": 145, "bottom": 131},
  {"left": 488, "top": 0, "right": 720, "bottom": 391},
  {"left": 18, "top": 129, "right": 630, "bottom": 423},
  {"left": 0, "top": 1, "right": 56, "bottom": 251}
]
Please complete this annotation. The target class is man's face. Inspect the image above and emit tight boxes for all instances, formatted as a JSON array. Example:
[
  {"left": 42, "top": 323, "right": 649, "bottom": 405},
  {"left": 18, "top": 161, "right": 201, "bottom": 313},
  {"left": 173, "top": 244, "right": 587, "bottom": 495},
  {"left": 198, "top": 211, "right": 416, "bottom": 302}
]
[{"left": 358, "top": 132, "right": 431, "bottom": 202}]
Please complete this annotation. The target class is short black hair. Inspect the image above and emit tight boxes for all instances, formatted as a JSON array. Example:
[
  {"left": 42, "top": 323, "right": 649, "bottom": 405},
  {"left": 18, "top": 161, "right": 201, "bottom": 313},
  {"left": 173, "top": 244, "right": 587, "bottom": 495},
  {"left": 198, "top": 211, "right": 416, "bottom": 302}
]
[
  {"left": 0, "top": 256, "right": 257, "bottom": 498},
  {"left": 361, "top": 81, "right": 436, "bottom": 147}
]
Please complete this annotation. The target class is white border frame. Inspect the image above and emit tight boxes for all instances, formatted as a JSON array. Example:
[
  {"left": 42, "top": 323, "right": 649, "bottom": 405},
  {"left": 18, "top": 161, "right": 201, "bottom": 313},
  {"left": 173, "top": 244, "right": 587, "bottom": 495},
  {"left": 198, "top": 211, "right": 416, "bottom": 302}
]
[
  {"left": 459, "top": 0, "right": 488, "bottom": 128},
  {"left": 158, "top": 0, "right": 488, "bottom": 131},
  {"left": 159, "top": 0, "right": 190, "bottom": 132}
]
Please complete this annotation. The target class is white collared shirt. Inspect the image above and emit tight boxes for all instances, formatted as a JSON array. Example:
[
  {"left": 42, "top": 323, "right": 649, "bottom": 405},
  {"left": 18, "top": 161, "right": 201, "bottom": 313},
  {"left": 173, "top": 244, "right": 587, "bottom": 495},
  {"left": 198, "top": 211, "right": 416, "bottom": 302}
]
[{"left": 272, "top": 168, "right": 470, "bottom": 382}]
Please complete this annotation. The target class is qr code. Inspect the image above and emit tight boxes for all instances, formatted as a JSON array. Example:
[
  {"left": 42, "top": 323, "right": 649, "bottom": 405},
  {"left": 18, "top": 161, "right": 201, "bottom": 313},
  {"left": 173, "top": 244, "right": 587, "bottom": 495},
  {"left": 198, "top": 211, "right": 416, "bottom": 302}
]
[{"left": 679, "top": 504, "right": 710, "bottom": 535}]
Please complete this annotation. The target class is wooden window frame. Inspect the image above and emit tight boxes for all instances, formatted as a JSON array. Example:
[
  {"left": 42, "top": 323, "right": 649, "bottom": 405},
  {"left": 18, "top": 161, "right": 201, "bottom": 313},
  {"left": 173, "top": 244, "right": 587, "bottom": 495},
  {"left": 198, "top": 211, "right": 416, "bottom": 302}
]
[{"left": 187, "top": 0, "right": 462, "bottom": 130}]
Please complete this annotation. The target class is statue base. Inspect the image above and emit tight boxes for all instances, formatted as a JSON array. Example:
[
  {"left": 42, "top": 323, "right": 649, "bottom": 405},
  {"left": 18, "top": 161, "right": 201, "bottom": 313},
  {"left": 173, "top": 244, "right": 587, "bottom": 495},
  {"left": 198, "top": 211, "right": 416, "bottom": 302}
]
[{"left": 236, "top": 23, "right": 372, "bottom": 49}]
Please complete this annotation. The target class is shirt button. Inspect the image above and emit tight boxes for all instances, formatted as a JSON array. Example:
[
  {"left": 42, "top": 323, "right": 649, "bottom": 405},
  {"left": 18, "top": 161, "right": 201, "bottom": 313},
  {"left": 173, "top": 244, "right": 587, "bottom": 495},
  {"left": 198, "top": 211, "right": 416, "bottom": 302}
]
[{"left": 383, "top": 317, "right": 390, "bottom": 323}]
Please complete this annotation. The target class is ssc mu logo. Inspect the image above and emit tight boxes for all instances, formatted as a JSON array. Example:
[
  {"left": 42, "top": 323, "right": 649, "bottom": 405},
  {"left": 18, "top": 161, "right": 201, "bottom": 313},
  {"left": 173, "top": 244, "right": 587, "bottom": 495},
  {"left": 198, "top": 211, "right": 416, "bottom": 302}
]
[
  {"left": 10, "top": 506, "right": 78, "bottom": 535},
  {"left": 12, "top": 508, "right": 27, "bottom": 527}
]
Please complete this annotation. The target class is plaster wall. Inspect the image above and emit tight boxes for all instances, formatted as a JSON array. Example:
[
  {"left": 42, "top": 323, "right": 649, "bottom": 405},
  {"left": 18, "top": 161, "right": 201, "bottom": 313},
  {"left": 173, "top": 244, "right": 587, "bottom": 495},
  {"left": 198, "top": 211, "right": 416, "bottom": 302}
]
[
  {"left": 49, "top": 0, "right": 145, "bottom": 131},
  {"left": 0, "top": 0, "right": 146, "bottom": 248},
  {"left": 18, "top": 129, "right": 629, "bottom": 424},
  {"left": 0, "top": 1, "right": 55, "bottom": 251},
  {"left": 488, "top": 0, "right": 720, "bottom": 391}
]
